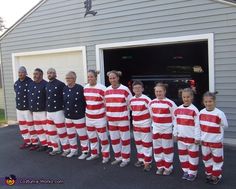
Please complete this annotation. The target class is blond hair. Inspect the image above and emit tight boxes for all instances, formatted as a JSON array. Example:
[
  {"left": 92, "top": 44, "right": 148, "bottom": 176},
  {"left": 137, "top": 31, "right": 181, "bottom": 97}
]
[
  {"left": 107, "top": 70, "right": 122, "bottom": 77},
  {"left": 154, "top": 82, "right": 168, "bottom": 91},
  {"left": 181, "top": 88, "right": 194, "bottom": 97}
]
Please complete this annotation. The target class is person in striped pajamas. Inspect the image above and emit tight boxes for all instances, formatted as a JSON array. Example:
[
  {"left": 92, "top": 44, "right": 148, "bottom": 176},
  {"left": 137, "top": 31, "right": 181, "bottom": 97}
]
[
  {"left": 149, "top": 83, "right": 177, "bottom": 175},
  {"left": 14, "top": 66, "right": 38, "bottom": 150},
  {"left": 84, "top": 70, "right": 110, "bottom": 163},
  {"left": 105, "top": 70, "right": 132, "bottom": 167},
  {"left": 46, "top": 68, "right": 70, "bottom": 156},
  {"left": 130, "top": 80, "right": 152, "bottom": 172},
  {"left": 28, "top": 68, "right": 49, "bottom": 152},
  {"left": 199, "top": 92, "right": 228, "bottom": 185},
  {"left": 63, "top": 71, "right": 90, "bottom": 159},
  {"left": 173, "top": 88, "right": 200, "bottom": 181}
]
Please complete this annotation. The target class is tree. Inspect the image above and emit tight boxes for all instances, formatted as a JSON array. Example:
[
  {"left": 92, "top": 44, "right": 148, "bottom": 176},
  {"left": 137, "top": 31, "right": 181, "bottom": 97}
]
[{"left": 0, "top": 17, "right": 7, "bottom": 32}]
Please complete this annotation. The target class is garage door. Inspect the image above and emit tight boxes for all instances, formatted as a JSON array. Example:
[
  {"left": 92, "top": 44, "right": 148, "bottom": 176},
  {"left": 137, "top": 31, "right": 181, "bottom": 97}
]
[{"left": 13, "top": 48, "right": 87, "bottom": 85}]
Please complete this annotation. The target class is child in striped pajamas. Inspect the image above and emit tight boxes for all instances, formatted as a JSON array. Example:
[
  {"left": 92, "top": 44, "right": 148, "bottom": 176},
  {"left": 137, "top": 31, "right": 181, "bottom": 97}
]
[
  {"left": 199, "top": 92, "right": 228, "bottom": 185},
  {"left": 173, "top": 88, "right": 200, "bottom": 181},
  {"left": 105, "top": 70, "right": 132, "bottom": 168},
  {"left": 130, "top": 81, "right": 152, "bottom": 171},
  {"left": 149, "top": 83, "right": 177, "bottom": 176},
  {"left": 84, "top": 70, "right": 110, "bottom": 163}
]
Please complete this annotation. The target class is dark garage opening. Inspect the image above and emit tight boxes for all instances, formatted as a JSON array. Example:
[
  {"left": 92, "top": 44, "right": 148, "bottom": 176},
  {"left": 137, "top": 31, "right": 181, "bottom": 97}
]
[{"left": 103, "top": 41, "right": 209, "bottom": 108}]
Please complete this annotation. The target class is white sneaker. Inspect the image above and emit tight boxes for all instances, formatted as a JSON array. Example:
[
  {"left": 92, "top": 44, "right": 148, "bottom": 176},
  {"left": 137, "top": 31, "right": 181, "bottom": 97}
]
[
  {"left": 120, "top": 161, "right": 130, "bottom": 168},
  {"left": 156, "top": 168, "right": 164, "bottom": 175},
  {"left": 49, "top": 150, "right": 61, "bottom": 156},
  {"left": 66, "top": 151, "right": 78, "bottom": 158},
  {"left": 86, "top": 155, "right": 99, "bottom": 161},
  {"left": 102, "top": 158, "right": 110, "bottom": 164},
  {"left": 163, "top": 169, "right": 172, "bottom": 176},
  {"left": 61, "top": 151, "right": 70, "bottom": 157},
  {"left": 111, "top": 159, "right": 122, "bottom": 165},
  {"left": 78, "top": 152, "right": 88, "bottom": 160}
]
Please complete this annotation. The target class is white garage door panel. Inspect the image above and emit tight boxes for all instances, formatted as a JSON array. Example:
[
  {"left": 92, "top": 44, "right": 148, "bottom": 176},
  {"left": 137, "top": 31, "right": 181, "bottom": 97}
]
[{"left": 15, "top": 51, "right": 86, "bottom": 85}]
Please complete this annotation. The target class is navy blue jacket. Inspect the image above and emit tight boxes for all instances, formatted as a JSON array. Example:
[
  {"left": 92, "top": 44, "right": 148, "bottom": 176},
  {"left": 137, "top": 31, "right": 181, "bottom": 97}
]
[
  {"left": 63, "top": 84, "right": 86, "bottom": 119},
  {"left": 28, "top": 79, "right": 47, "bottom": 112},
  {"left": 46, "top": 79, "right": 65, "bottom": 112},
  {"left": 14, "top": 76, "right": 33, "bottom": 110}
]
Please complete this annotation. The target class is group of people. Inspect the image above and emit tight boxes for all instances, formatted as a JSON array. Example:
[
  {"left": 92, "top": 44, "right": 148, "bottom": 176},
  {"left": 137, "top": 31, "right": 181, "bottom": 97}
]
[{"left": 14, "top": 66, "right": 228, "bottom": 185}]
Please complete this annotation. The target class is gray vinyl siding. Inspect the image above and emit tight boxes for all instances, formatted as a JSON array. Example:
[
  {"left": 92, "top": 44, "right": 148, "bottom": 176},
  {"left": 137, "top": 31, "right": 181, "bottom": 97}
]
[
  {"left": 0, "top": 0, "right": 236, "bottom": 138},
  {"left": 0, "top": 89, "right": 4, "bottom": 109}
]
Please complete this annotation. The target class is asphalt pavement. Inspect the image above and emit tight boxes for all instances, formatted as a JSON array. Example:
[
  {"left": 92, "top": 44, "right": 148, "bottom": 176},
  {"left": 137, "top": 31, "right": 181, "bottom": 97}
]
[{"left": 0, "top": 125, "right": 236, "bottom": 189}]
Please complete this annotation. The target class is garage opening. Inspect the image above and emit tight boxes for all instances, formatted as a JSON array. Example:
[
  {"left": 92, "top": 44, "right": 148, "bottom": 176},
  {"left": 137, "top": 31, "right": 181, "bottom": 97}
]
[{"left": 103, "top": 41, "right": 209, "bottom": 108}]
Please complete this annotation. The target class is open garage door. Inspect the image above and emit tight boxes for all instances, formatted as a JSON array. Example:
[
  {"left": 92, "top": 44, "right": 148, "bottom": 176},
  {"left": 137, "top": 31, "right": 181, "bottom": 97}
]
[
  {"left": 97, "top": 34, "right": 214, "bottom": 109},
  {"left": 103, "top": 42, "right": 208, "bottom": 108},
  {"left": 12, "top": 47, "right": 87, "bottom": 85}
]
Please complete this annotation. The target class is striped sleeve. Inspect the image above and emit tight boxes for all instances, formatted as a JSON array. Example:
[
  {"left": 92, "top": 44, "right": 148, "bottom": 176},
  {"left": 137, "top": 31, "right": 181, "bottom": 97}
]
[
  {"left": 169, "top": 100, "right": 177, "bottom": 125},
  {"left": 173, "top": 108, "right": 178, "bottom": 136},
  {"left": 148, "top": 101, "right": 153, "bottom": 118},
  {"left": 126, "top": 88, "right": 133, "bottom": 109},
  {"left": 220, "top": 111, "right": 228, "bottom": 129},
  {"left": 194, "top": 108, "right": 201, "bottom": 141}
]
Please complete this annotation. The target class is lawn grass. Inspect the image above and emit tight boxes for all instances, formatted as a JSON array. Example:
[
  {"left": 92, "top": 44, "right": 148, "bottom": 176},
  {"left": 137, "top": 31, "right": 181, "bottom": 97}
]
[{"left": 0, "top": 109, "right": 7, "bottom": 124}]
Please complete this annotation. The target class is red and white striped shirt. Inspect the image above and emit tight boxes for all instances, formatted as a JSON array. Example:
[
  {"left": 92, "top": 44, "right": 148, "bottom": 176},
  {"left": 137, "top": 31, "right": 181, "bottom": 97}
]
[
  {"left": 130, "top": 94, "right": 151, "bottom": 127},
  {"left": 149, "top": 98, "right": 177, "bottom": 128},
  {"left": 105, "top": 84, "right": 132, "bottom": 122},
  {"left": 199, "top": 108, "right": 228, "bottom": 144},
  {"left": 173, "top": 104, "right": 200, "bottom": 143},
  {"left": 84, "top": 83, "right": 106, "bottom": 119}
]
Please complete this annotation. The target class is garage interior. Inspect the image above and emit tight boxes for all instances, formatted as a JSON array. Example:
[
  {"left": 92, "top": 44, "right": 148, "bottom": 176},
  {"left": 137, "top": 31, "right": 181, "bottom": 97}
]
[{"left": 103, "top": 41, "right": 209, "bottom": 108}]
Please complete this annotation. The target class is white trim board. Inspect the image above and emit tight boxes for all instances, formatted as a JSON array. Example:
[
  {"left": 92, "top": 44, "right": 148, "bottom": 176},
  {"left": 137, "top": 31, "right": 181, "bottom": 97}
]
[
  {"left": 96, "top": 33, "right": 215, "bottom": 92},
  {"left": 12, "top": 46, "right": 87, "bottom": 83},
  {"left": 213, "top": 0, "right": 236, "bottom": 6}
]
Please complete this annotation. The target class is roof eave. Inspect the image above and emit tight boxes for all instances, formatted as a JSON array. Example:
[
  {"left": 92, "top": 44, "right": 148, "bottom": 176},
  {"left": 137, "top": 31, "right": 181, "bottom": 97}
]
[{"left": 1, "top": 0, "right": 235, "bottom": 41}]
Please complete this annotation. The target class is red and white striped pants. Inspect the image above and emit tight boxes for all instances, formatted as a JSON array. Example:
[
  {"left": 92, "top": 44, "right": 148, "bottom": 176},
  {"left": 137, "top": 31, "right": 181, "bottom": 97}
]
[
  {"left": 201, "top": 142, "right": 224, "bottom": 178},
  {"left": 65, "top": 117, "right": 89, "bottom": 153},
  {"left": 17, "top": 110, "right": 38, "bottom": 145},
  {"left": 153, "top": 126, "right": 174, "bottom": 171},
  {"left": 177, "top": 139, "right": 199, "bottom": 175},
  {"left": 108, "top": 120, "right": 131, "bottom": 162},
  {"left": 133, "top": 125, "right": 152, "bottom": 164},
  {"left": 32, "top": 111, "right": 48, "bottom": 147},
  {"left": 47, "top": 110, "right": 69, "bottom": 152},
  {"left": 86, "top": 117, "right": 110, "bottom": 158}
]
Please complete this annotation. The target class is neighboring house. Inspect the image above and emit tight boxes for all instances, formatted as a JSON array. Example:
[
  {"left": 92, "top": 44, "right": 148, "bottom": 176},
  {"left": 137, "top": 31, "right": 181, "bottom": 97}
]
[{"left": 0, "top": 0, "right": 235, "bottom": 141}]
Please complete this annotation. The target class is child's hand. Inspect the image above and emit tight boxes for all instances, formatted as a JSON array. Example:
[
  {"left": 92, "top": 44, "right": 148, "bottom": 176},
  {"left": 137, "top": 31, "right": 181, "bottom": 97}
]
[{"left": 195, "top": 140, "right": 201, "bottom": 145}]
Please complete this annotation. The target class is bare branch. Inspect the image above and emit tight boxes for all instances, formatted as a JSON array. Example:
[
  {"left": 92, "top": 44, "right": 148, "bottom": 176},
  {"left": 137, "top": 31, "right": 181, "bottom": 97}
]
[{"left": 0, "top": 17, "right": 7, "bottom": 32}]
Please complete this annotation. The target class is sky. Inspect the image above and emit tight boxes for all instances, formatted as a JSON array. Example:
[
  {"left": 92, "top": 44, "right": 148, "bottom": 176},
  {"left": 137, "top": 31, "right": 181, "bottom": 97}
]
[{"left": 0, "top": 0, "right": 41, "bottom": 33}]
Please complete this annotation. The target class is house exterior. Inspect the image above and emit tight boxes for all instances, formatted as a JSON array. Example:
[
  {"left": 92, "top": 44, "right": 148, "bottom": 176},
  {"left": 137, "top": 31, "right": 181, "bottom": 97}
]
[{"left": 0, "top": 0, "right": 236, "bottom": 141}]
